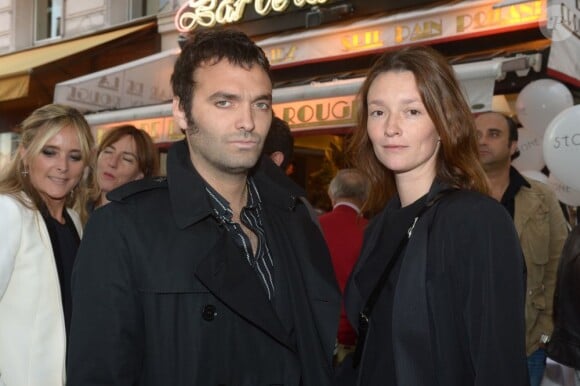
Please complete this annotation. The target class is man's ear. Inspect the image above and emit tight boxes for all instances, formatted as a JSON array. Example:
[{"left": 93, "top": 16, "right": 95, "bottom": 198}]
[
  {"left": 172, "top": 97, "right": 188, "bottom": 130},
  {"left": 269, "top": 151, "right": 285, "bottom": 167},
  {"left": 509, "top": 140, "right": 518, "bottom": 157}
]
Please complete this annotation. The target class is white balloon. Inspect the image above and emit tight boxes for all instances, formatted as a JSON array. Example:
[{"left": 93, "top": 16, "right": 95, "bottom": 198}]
[
  {"left": 515, "top": 79, "right": 573, "bottom": 136},
  {"left": 543, "top": 105, "right": 580, "bottom": 191},
  {"left": 512, "top": 127, "right": 544, "bottom": 172},
  {"left": 548, "top": 174, "right": 580, "bottom": 207},
  {"left": 520, "top": 170, "right": 548, "bottom": 184}
]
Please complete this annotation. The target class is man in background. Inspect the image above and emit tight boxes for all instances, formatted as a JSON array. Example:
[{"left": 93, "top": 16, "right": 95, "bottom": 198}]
[
  {"left": 319, "top": 169, "right": 369, "bottom": 366},
  {"left": 263, "top": 116, "right": 294, "bottom": 176},
  {"left": 476, "top": 111, "right": 568, "bottom": 386}
]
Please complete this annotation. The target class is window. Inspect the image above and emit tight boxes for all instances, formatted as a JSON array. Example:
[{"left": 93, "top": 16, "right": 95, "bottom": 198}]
[
  {"left": 35, "top": 0, "right": 63, "bottom": 41},
  {"left": 130, "top": 0, "right": 160, "bottom": 19}
]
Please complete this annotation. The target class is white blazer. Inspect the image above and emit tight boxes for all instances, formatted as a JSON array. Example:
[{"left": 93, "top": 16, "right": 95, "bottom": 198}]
[{"left": 0, "top": 194, "right": 82, "bottom": 386}]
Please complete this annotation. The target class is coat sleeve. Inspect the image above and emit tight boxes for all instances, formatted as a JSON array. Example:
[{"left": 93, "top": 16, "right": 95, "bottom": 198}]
[
  {"left": 0, "top": 196, "right": 22, "bottom": 298},
  {"left": 67, "top": 205, "right": 144, "bottom": 385},
  {"left": 444, "top": 197, "right": 529, "bottom": 385}
]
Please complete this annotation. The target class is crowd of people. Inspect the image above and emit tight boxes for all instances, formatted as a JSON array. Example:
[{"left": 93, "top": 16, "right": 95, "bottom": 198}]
[{"left": 0, "top": 28, "right": 578, "bottom": 386}]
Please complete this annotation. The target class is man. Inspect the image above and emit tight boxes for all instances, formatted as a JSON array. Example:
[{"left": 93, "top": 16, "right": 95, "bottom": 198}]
[
  {"left": 67, "top": 29, "right": 340, "bottom": 386},
  {"left": 263, "top": 116, "right": 294, "bottom": 175},
  {"left": 476, "top": 111, "right": 568, "bottom": 386},
  {"left": 319, "top": 169, "right": 369, "bottom": 366}
]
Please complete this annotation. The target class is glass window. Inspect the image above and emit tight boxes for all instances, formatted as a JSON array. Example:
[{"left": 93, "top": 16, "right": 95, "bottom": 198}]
[
  {"left": 131, "top": 0, "right": 160, "bottom": 19},
  {"left": 35, "top": 0, "right": 63, "bottom": 41}
]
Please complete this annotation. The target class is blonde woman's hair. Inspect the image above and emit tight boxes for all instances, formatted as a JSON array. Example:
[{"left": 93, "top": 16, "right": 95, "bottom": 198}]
[{"left": 0, "top": 104, "right": 95, "bottom": 222}]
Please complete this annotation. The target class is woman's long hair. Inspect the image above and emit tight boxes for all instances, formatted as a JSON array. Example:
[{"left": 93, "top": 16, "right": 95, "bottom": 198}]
[
  {"left": 0, "top": 104, "right": 95, "bottom": 221},
  {"left": 348, "top": 45, "right": 489, "bottom": 215}
]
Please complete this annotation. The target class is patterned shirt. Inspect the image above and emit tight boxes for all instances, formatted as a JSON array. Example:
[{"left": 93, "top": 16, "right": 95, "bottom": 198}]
[{"left": 205, "top": 178, "right": 275, "bottom": 299}]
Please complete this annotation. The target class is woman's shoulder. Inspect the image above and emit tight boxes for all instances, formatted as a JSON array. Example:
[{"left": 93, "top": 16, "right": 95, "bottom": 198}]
[
  {"left": 0, "top": 192, "right": 30, "bottom": 211},
  {"left": 436, "top": 189, "right": 511, "bottom": 227}
]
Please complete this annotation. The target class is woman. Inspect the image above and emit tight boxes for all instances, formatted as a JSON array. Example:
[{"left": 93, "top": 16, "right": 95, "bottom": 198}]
[
  {"left": 87, "top": 124, "right": 158, "bottom": 215},
  {"left": 343, "top": 46, "right": 529, "bottom": 385},
  {"left": 0, "top": 104, "right": 94, "bottom": 386}
]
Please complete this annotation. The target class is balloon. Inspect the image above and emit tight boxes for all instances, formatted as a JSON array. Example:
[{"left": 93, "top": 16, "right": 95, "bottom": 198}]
[
  {"left": 543, "top": 105, "right": 580, "bottom": 191},
  {"left": 548, "top": 174, "right": 580, "bottom": 207},
  {"left": 515, "top": 79, "right": 573, "bottom": 136},
  {"left": 520, "top": 170, "right": 548, "bottom": 184},
  {"left": 512, "top": 127, "right": 544, "bottom": 172}
]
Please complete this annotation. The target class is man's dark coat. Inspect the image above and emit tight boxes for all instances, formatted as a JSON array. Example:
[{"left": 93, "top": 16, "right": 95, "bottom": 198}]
[{"left": 67, "top": 140, "right": 340, "bottom": 386}]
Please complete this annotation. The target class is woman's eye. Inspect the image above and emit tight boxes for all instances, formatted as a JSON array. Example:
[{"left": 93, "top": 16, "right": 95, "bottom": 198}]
[
  {"left": 41, "top": 148, "right": 56, "bottom": 156},
  {"left": 70, "top": 153, "right": 83, "bottom": 162},
  {"left": 407, "top": 109, "right": 421, "bottom": 116},
  {"left": 122, "top": 157, "right": 135, "bottom": 163},
  {"left": 369, "top": 110, "right": 383, "bottom": 117}
]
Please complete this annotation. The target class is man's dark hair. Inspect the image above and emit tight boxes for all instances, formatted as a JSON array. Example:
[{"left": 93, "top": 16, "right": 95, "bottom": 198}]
[
  {"left": 263, "top": 116, "right": 294, "bottom": 170},
  {"left": 171, "top": 29, "right": 271, "bottom": 126},
  {"left": 498, "top": 112, "right": 520, "bottom": 160}
]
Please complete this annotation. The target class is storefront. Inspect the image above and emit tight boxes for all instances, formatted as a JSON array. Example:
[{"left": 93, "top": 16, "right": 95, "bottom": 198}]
[
  {"left": 0, "top": 19, "right": 160, "bottom": 132},
  {"left": 53, "top": 0, "right": 578, "bottom": 207}
]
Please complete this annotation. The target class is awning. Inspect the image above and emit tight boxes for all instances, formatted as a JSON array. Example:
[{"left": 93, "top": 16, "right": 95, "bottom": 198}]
[
  {"left": 54, "top": 48, "right": 179, "bottom": 112},
  {"left": 0, "top": 22, "right": 155, "bottom": 102},
  {"left": 80, "top": 53, "right": 542, "bottom": 140}
]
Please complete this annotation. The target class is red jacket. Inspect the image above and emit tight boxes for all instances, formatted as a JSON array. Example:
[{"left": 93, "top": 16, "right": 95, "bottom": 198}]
[{"left": 319, "top": 204, "right": 368, "bottom": 345}]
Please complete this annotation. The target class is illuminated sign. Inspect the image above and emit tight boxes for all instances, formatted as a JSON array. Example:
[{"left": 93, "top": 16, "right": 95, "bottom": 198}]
[
  {"left": 175, "top": 0, "right": 328, "bottom": 32},
  {"left": 256, "top": 0, "right": 546, "bottom": 67},
  {"left": 273, "top": 95, "right": 358, "bottom": 131}
]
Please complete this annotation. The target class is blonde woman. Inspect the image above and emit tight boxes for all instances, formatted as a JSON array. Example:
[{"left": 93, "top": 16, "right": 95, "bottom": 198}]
[{"left": 0, "top": 104, "right": 94, "bottom": 386}]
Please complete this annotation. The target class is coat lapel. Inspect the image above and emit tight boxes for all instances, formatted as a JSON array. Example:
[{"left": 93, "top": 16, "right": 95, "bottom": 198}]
[
  {"left": 514, "top": 186, "right": 542, "bottom": 237},
  {"left": 392, "top": 217, "right": 436, "bottom": 384},
  {"left": 194, "top": 230, "right": 294, "bottom": 350}
]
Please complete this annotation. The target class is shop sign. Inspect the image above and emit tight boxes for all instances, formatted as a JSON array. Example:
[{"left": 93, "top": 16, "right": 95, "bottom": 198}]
[
  {"left": 257, "top": 0, "right": 546, "bottom": 67},
  {"left": 273, "top": 95, "right": 358, "bottom": 131},
  {"left": 175, "top": 0, "right": 328, "bottom": 32},
  {"left": 54, "top": 51, "right": 176, "bottom": 112}
]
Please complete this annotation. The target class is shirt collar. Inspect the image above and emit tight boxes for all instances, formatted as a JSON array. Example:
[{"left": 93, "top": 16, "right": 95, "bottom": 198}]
[
  {"left": 502, "top": 166, "right": 531, "bottom": 203},
  {"left": 333, "top": 201, "right": 361, "bottom": 213},
  {"left": 205, "top": 177, "right": 261, "bottom": 222}
]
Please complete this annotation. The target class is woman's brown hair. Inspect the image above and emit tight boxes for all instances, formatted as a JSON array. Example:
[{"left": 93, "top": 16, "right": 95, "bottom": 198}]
[
  {"left": 348, "top": 45, "right": 489, "bottom": 215},
  {"left": 87, "top": 125, "right": 159, "bottom": 215}
]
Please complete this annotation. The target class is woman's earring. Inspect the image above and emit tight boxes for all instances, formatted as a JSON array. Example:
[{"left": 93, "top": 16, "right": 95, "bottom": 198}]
[{"left": 21, "top": 166, "right": 29, "bottom": 176}]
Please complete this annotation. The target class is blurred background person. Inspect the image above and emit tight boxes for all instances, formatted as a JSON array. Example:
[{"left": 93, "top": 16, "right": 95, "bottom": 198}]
[
  {"left": 475, "top": 111, "right": 568, "bottom": 386},
  {"left": 318, "top": 169, "right": 369, "bottom": 367},
  {"left": 545, "top": 224, "right": 580, "bottom": 386},
  {"left": 344, "top": 46, "right": 528, "bottom": 386},
  {"left": 0, "top": 104, "right": 94, "bottom": 386},
  {"left": 87, "top": 124, "right": 158, "bottom": 216},
  {"left": 262, "top": 115, "right": 294, "bottom": 175}
]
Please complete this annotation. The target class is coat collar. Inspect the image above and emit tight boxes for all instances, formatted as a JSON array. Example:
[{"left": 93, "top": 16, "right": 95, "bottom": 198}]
[
  {"left": 166, "top": 140, "right": 303, "bottom": 229},
  {"left": 166, "top": 140, "right": 309, "bottom": 350}
]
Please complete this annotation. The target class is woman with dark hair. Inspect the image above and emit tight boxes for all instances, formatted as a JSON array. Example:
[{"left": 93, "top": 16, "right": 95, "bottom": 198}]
[
  {"left": 343, "top": 46, "right": 529, "bottom": 386},
  {"left": 87, "top": 124, "right": 158, "bottom": 216},
  {"left": 0, "top": 104, "right": 94, "bottom": 385}
]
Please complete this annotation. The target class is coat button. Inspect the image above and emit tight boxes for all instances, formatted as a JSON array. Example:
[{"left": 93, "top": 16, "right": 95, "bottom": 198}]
[{"left": 202, "top": 304, "right": 217, "bottom": 321}]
